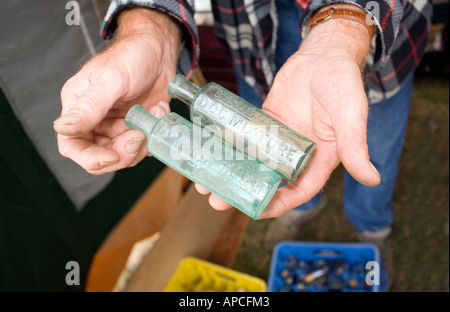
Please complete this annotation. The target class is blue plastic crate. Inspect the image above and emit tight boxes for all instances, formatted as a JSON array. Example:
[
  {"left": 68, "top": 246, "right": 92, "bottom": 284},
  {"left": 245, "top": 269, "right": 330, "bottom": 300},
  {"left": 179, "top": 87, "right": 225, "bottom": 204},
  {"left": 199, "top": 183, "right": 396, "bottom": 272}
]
[{"left": 267, "top": 241, "right": 388, "bottom": 292}]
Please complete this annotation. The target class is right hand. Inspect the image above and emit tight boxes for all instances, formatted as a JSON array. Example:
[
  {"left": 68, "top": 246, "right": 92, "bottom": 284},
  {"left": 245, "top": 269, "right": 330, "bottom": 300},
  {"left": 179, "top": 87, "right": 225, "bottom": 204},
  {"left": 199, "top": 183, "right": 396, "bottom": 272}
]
[
  {"left": 195, "top": 17, "right": 380, "bottom": 218},
  {"left": 54, "top": 8, "right": 181, "bottom": 174}
]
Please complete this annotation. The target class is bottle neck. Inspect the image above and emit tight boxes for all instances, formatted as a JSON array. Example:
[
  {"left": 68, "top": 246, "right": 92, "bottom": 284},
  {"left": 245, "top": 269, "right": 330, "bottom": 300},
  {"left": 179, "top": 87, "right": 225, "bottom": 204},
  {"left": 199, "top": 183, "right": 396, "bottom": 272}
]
[
  {"left": 125, "top": 105, "right": 158, "bottom": 136},
  {"left": 168, "top": 74, "right": 201, "bottom": 106}
]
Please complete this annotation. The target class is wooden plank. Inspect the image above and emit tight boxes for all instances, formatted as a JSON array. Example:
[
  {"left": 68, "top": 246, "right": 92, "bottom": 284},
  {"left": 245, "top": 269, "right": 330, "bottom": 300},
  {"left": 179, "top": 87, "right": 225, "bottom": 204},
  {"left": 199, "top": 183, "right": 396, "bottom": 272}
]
[
  {"left": 86, "top": 167, "right": 185, "bottom": 292},
  {"left": 207, "top": 210, "right": 250, "bottom": 268},
  {"left": 187, "top": 67, "right": 250, "bottom": 269},
  {"left": 190, "top": 67, "right": 208, "bottom": 87},
  {"left": 123, "top": 184, "right": 235, "bottom": 292}
]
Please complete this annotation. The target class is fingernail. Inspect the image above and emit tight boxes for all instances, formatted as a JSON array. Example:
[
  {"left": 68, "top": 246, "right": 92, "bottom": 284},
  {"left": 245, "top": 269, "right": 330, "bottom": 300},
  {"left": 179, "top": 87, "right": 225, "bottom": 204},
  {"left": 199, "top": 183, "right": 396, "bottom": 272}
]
[
  {"left": 53, "top": 113, "right": 81, "bottom": 125},
  {"left": 98, "top": 160, "right": 119, "bottom": 167},
  {"left": 125, "top": 139, "right": 144, "bottom": 154},
  {"left": 370, "top": 162, "right": 380, "bottom": 177}
]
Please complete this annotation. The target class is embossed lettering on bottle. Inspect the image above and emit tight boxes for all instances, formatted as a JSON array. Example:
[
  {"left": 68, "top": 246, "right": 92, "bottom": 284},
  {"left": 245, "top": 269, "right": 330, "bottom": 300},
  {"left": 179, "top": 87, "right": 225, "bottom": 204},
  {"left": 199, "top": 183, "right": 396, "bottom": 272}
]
[
  {"left": 168, "top": 74, "right": 316, "bottom": 181},
  {"left": 125, "top": 105, "right": 281, "bottom": 219}
]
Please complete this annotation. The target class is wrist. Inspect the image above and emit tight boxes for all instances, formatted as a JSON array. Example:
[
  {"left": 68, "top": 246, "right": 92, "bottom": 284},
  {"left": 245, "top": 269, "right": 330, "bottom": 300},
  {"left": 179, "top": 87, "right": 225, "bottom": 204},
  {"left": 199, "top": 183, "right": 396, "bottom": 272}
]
[
  {"left": 116, "top": 7, "right": 182, "bottom": 61},
  {"left": 304, "top": 3, "right": 375, "bottom": 67}
]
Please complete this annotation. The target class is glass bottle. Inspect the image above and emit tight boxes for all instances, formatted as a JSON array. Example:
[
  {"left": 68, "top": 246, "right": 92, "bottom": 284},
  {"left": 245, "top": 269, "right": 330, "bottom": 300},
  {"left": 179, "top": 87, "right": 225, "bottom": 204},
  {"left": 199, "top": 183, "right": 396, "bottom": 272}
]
[
  {"left": 125, "top": 105, "right": 281, "bottom": 220},
  {"left": 168, "top": 74, "right": 316, "bottom": 182}
]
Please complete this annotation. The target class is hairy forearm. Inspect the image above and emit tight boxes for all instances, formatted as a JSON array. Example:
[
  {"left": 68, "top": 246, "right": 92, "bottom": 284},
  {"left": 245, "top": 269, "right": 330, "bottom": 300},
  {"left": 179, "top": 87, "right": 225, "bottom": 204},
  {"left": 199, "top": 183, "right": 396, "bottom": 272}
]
[{"left": 115, "top": 8, "right": 182, "bottom": 62}]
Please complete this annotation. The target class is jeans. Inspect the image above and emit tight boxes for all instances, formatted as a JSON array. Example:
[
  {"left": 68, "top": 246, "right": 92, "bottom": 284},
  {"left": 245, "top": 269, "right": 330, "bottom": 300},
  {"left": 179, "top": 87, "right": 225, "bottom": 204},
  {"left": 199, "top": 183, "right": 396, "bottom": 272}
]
[{"left": 234, "top": 0, "right": 414, "bottom": 233}]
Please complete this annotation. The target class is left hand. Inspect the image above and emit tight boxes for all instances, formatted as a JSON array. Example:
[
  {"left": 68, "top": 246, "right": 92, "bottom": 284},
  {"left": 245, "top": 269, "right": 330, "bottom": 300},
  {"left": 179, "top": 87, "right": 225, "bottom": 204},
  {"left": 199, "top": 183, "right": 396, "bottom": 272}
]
[
  {"left": 54, "top": 8, "right": 180, "bottom": 174},
  {"left": 196, "top": 18, "right": 381, "bottom": 218}
]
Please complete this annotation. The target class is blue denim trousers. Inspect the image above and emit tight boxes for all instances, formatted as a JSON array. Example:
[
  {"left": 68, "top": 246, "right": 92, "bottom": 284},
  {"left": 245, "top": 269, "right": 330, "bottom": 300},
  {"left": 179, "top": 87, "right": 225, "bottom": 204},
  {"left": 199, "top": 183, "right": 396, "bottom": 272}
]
[{"left": 234, "top": 0, "right": 414, "bottom": 233}]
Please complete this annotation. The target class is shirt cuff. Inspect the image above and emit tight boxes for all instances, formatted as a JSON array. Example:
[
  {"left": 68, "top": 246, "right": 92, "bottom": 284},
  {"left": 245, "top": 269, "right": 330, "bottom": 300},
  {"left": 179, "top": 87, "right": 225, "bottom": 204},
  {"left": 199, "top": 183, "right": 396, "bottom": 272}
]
[
  {"left": 300, "top": 0, "right": 405, "bottom": 68},
  {"left": 101, "top": 0, "right": 199, "bottom": 77}
]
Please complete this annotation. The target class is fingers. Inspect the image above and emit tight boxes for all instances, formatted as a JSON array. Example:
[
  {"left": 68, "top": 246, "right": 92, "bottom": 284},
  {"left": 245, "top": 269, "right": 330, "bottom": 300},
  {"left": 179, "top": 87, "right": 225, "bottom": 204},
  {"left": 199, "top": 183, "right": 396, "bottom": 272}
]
[
  {"left": 56, "top": 133, "right": 120, "bottom": 172},
  {"left": 56, "top": 103, "right": 171, "bottom": 174},
  {"left": 208, "top": 194, "right": 233, "bottom": 211},
  {"left": 149, "top": 101, "right": 170, "bottom": 118},
  {"left": 54, "top": 68, "right": 125, "bottom": 136},
  {"left": 195, "top": 183, "right": 210, "bottom": 195},
  {"left": 194, "top": 143, "right": 338, "bottom": 219},
  {"left": 194, "top": 183, "right": 233, "bottom": 211},
  {"left": 258, "top": 143, "right": 339, "bottom": 219},
  {"left": 57, "top": 129, "right": 147, "bottom": 174}
]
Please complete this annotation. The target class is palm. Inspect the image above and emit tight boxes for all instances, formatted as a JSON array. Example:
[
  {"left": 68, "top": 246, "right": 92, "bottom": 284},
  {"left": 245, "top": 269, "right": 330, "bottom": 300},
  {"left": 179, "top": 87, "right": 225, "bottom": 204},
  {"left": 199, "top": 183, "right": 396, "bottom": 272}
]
[
  {"left": 199, "top": 52, "right": 377, "bottom": 218},
  {"left": 258, "top": 43, "right": 384, "bottom": 218}
]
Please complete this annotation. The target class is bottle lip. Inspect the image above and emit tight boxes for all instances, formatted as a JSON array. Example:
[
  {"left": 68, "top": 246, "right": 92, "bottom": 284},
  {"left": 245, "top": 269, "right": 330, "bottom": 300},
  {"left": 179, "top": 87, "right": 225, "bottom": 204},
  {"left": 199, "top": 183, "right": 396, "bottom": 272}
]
[
  {"left": 291, "top": 143, "right": 316, "bottom": 181},
  {"left": 168, "top": 74, "right": 200, "bottom": 105},
  {"left": 125, "top": 104, "right": 158, "bottom": 135}
]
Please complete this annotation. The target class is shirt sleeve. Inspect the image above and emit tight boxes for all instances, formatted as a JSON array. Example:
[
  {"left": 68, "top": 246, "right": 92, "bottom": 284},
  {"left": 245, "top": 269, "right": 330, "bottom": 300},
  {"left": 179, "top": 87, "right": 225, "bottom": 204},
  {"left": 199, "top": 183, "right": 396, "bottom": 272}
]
[
  {"left": 100, "top": 0, "right": 199, "bottom": 77},
  {"left": 300, "top": 0, "right": 407, "bottom": 67}
]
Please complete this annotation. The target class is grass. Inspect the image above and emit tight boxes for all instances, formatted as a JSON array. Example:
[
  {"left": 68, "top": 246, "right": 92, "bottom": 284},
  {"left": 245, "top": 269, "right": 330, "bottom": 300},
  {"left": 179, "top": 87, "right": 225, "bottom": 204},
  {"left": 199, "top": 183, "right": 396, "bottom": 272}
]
[{"left": 233, "top": 73, "right": 449, "bottom": 292}]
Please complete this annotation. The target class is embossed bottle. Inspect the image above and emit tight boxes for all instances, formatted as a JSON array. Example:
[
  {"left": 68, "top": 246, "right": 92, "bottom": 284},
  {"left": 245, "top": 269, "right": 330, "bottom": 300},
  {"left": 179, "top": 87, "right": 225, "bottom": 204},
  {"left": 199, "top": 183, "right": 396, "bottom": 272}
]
[
  {"left": 168, "top": 74, "right": 315, "bottom": 182},
  {"left": 125, "top": 105, "right": 281, "bottom": 220}
]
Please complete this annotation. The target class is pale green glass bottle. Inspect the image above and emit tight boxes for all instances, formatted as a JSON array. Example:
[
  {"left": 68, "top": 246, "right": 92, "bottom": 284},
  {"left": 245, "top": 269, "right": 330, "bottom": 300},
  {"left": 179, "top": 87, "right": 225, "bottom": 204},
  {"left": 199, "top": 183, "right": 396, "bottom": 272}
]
[
  {"left": 125, "top": 105, "right": 281, "bottom": 220},
  {"left": 168, "top": 74, "right": 316, "bottom": 182}
]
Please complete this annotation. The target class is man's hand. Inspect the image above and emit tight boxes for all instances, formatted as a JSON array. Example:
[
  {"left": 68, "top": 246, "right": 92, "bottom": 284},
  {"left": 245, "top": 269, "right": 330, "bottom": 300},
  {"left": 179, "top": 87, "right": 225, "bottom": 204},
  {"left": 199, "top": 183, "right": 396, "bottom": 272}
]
[
  {"left": 54, "top": 8, "right": 181, "bottom": 174},
  {"left": 261, "top": 17, "right": 380, "bottom": 218},
  {"left": 197, "top": 14, "right": 381, "bottom": 218}
]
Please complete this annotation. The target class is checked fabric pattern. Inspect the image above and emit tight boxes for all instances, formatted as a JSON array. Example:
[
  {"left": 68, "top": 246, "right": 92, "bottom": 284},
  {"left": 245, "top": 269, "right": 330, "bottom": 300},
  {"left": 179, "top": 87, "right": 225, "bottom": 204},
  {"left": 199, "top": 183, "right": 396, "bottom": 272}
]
[{"left": 101, "top": 0, "right": 433, "bottom": 103}]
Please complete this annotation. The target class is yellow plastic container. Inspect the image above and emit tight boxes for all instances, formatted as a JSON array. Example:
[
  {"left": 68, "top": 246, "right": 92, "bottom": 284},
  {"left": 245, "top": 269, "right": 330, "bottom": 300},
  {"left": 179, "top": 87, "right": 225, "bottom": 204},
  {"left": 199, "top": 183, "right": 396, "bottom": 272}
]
[{"left": 164, "top": 257, "right": 267, "bottom": 292}]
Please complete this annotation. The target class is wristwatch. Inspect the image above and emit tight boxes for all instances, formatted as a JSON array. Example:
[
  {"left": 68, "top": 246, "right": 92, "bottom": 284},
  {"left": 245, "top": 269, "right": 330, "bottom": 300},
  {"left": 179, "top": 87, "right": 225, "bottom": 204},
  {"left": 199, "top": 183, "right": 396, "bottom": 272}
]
[{"left": 306, "top": 5, "right": 377, "bottom": 38}]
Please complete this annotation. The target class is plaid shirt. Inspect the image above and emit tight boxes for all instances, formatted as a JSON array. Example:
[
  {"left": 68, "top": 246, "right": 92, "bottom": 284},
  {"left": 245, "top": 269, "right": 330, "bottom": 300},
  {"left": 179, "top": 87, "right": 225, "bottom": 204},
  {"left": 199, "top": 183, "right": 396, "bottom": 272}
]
[{"left": 101, "top": 0, "right": 432, "bottom": 103}]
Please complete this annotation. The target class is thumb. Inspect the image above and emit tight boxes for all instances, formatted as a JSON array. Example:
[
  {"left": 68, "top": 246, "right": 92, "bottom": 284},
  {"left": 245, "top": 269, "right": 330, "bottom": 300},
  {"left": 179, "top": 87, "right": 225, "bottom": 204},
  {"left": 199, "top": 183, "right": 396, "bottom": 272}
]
[
  {"left": 54, "top": 79, "right": 123, "bottom": 136},
  {"left": 333, "top": 89, "right": 381, "bottom": 187}
]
